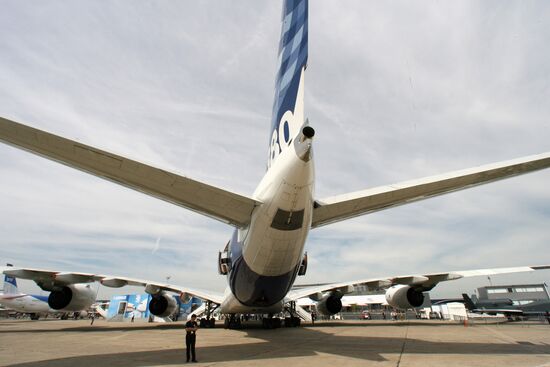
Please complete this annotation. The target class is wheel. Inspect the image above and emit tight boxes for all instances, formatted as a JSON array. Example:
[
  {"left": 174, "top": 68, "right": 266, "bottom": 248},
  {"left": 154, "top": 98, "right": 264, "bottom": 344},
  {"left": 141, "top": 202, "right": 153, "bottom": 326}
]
[{"left": 284, "top": 316, "right": 301, "bottom": 327}]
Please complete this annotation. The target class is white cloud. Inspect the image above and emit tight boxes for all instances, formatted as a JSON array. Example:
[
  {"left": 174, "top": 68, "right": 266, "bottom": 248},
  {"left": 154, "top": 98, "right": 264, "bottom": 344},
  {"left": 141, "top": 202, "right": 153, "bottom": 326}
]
[{"left": 0, "top": 1, "right": 549, "bottom": 299}]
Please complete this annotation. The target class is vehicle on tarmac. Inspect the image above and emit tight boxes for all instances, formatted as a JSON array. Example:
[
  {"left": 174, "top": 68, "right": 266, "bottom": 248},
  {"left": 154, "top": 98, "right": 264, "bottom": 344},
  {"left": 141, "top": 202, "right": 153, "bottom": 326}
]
[{"left": 359, "top": 311, "right": 371, "bottom": 320}]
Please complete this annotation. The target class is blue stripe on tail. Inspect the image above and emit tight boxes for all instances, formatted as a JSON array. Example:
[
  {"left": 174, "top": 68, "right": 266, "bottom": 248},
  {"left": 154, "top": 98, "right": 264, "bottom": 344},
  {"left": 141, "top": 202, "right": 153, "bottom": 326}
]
[
  {"left": 3, "top": 274, "right": 18, "bottom": 295},
  {"left": 4, "top": 275, "right": 17, "bottom": 287},
  {"left": 268, "top": 0, "right": 308, "bottom": 168}
]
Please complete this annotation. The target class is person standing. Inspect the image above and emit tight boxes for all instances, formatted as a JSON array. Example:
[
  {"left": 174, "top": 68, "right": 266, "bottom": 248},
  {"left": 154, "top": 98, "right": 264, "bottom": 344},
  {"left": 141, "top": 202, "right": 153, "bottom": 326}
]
[{"left": 185, "top": 314, "right": 199, "bottom": 363}]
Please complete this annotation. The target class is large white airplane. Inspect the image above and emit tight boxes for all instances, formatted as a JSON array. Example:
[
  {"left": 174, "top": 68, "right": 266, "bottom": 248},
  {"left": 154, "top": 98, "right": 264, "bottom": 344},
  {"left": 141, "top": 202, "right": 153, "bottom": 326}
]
[
  {"left": 1, "top": 0, "right": 550, "bottom": 328},
  {"left": 0, "top": 265, "right": 95, "bottom": 320}
]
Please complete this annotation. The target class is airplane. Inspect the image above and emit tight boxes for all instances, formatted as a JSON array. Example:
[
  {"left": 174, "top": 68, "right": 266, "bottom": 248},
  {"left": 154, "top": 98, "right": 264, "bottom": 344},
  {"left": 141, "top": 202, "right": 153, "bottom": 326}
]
[
  {"left": 1, "top": 0, "right": 550, "bottom": 329},
  {"left": 462, "top": 293, "right": 550, "bottom": 319},
  {"left": 0, "top": 265, "right": 95, "bottom": 320}
]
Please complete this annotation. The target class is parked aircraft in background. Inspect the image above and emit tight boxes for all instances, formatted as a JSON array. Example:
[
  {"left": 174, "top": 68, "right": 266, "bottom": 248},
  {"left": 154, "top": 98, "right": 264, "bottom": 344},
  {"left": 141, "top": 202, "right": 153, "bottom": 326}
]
[
  {"left": 0, "top": 265, "right": 95, "bottom": 320},
  {"left": 1, "top": 0, "right": 550, "bottom": 329},
  {"left": 462, "top": 293, "right": 550, "bottom": 319}
]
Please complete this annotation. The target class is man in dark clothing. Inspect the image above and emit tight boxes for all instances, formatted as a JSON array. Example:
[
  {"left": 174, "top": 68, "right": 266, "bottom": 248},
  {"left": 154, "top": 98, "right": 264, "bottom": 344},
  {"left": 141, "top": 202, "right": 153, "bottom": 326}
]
[{"left": 185, "top": 314, "right": 199, "bottom": 362}]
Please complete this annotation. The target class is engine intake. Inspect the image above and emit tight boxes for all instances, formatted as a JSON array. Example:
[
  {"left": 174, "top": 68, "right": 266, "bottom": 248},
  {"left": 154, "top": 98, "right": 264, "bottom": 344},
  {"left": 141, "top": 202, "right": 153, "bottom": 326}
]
[
  {"left": 316, "top": 294, "right": 343, "bottom": 316},
  {"left": 148, "top": 293, "right": 178, "bottom": 317},
  {"left": 385, "top": 285, "right": 425, "bottom": 309},
  {"left": 48, "top": 284, "right": 95, "bottom": 311}
]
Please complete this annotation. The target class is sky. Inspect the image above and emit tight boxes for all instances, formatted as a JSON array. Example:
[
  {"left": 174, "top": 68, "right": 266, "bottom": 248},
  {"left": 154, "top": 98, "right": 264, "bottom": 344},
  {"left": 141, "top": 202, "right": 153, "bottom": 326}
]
[{"left": 0, "top": 1, "right": 549, "bottom": 300}]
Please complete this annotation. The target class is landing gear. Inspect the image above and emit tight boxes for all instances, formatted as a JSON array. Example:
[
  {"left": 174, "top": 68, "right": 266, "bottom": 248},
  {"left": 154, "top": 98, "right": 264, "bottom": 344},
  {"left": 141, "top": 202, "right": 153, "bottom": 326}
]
[
  {"left": 284, "top": 316, "right": 301, "bottom": 327},
  {"left": 283, "top": 301, "right": 301, "bottom": 327},
  {"left": 201, "top": 301, "right": 218, "bottom": 328},
  {"left": 262, "top": 315, "right": 282, "bottom": 329},
  {"left": 29, "top": 313, "right": 39, "bottom": 320},
  {"left": 224, "top": 314, "right": 242, "bottom": 329}
]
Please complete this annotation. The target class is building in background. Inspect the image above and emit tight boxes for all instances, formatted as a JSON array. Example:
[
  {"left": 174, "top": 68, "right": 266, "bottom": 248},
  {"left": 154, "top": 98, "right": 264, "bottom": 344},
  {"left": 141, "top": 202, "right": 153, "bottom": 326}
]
[{"left": 477, "top": 283, "right": 549, "bottom": 306}]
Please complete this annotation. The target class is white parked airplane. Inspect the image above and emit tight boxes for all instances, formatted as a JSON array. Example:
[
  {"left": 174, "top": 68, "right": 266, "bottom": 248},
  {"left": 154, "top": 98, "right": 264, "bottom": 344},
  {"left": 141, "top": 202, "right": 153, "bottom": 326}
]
[
  {"left": 1, "top": 0, "right": 549, "bottom": 328},
  {"left": 0, "top": 266, "right": 95, "bottom": 320}
]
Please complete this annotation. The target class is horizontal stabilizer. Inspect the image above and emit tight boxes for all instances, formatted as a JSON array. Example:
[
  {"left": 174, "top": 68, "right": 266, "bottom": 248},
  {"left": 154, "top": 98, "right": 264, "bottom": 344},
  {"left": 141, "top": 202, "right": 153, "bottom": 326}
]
[
  {"left": 0, "top": 117, "right": 260, "bottom": 227},
  {"left": 312, "top": 152, "right": 550, "bottom": 228}
]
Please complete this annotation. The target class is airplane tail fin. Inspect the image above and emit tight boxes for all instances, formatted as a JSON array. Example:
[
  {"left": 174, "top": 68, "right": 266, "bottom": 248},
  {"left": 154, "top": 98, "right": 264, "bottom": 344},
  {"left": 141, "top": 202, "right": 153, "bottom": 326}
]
[
  {"left": 268, "top": 0, "right": 308, "bottom": 169},
  {"left": 3, "top": 264, "right": 18, "bottom": 295},
  {"left": 462, "top": 293, "right": 476, "bottom": 310}
]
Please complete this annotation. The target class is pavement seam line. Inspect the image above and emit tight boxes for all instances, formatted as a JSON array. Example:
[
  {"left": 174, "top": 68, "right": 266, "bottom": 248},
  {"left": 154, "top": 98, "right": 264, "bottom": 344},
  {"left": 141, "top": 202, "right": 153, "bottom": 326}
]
[{"left": 395, "top": 322, "right": 409, "bottom": 367}]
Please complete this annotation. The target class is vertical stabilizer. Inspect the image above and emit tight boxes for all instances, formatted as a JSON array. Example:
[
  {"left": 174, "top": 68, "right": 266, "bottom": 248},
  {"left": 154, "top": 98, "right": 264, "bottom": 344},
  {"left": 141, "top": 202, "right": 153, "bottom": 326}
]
[
  {"left": 268, "top": 0, "right": 308, "bottom": 169},
  {"left": 462, "top": 293, "right": 476, "bottom": 311},
  {"left": 3, "top": 264, "right": 17, "bottom": 294}
]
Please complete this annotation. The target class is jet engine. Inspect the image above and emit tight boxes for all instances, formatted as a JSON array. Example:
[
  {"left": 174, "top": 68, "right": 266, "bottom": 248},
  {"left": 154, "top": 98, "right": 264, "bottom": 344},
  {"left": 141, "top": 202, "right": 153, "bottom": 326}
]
[
  {"left": 315, "top": 294, "right": 343, "bottom": 316},
  {"left": 385, "top": 285, "right": 425, "bottom": 309},
  {"left": 148, "top": 293, "right": 178, "bottom": 317},
  {"left": 48, "top": 284, "right": 95, "bottom": 311}
]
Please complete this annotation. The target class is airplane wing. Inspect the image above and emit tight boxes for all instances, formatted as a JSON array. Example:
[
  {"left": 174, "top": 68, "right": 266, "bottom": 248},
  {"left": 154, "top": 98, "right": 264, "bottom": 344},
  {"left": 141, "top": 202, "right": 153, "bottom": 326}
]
[
  {"left": 0, "top": 117, "right": 260, "bottom": 228},
  {"left": 312, "top": 153, "right": 550, "bottom": 228},
  {"left": 2, "top": 266, "right": 224, "bottom": 305},
  {"left": 286, "top": 265, "right": 550, "bottom": 301}
]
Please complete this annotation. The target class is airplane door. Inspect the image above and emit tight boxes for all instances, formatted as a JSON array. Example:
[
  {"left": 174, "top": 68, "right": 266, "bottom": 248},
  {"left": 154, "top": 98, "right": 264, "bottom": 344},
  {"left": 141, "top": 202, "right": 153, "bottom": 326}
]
[{"left": 117, "top": 301, "right": 127, "bottom": 315}]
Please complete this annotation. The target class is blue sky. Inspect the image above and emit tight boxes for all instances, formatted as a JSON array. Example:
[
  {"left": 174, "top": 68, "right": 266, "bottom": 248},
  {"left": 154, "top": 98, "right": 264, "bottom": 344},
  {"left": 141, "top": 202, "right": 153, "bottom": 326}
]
[{"left": 1, "top": 1, "right": 549, "bottom": 299}]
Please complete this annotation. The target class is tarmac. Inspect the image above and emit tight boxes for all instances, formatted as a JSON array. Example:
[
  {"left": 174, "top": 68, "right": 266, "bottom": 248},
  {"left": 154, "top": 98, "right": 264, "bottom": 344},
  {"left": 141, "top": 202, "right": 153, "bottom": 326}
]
[{"left": 0, "top": 319, "right": 549, "bottom": 367}]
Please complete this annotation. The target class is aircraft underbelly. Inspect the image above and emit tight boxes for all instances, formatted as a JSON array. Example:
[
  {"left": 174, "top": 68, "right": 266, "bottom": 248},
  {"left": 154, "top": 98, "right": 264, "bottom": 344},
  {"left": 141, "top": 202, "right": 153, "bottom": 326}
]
[{"left": 220, "top": 289, "right": 284, "bottom": 314}]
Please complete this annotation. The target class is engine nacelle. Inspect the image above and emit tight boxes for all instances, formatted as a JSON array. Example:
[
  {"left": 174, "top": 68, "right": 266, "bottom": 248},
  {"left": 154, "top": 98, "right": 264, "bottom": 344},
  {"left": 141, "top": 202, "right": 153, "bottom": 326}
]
[
  {"left": 316, "top": 294, "right": 343, "bottom": 316},
  {"left": 385, "top": 285, "right": 425, "bottom": 309},
  {"left": 48, "top": 284, "right": 95, "bottom": 311},
  {"left": 148, "top": 293, "right": 178, "bottom": 317}
]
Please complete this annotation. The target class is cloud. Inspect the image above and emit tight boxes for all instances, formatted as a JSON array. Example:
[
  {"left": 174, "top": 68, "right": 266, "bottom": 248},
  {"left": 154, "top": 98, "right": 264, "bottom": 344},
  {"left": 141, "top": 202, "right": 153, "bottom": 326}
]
[{"left": 0, "top": 1, "right": 549, "bottom": 299}]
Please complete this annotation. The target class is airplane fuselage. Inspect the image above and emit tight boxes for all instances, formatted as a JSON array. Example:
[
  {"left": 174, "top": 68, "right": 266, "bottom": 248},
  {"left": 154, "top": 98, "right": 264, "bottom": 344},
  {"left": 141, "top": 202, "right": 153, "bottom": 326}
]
[
  {"left": 221, "top": 128, "right": 314, "bottom": 314},
  {"left": 0, "top": 294, "right": 54, "bottom": 313}
]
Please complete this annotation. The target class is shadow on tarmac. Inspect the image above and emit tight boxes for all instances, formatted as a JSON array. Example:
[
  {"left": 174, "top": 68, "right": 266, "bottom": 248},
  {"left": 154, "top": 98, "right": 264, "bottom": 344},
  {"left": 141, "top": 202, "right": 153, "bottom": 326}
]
[
  {"left": 0, "top": 320, "right": 503, "bottom": 334},
  {"left": 4, "top": 322, "right": 550, "bottom": 366}
]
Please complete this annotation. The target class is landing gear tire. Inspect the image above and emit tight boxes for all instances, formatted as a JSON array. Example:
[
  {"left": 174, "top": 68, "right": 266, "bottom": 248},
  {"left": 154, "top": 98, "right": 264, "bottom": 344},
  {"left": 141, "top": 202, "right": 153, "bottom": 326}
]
[
  {"left": 284, "top": 316, "right": 301, "bottom": 327},
  {"left": 262, "top": 317, "right": 282, "bottom": 329},
  {"left": 30, "top": 313, "right": 39, "bottom": 321},
  {"left": 224, "top": 314, "right": 241, "bottom": 329}
]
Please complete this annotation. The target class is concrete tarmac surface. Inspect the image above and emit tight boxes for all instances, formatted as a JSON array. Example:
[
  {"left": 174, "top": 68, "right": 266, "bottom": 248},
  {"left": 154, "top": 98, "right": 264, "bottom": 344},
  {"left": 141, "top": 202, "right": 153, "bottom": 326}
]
[{"left": 1, "top": 319, "right": 549, "bottom": 367}]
